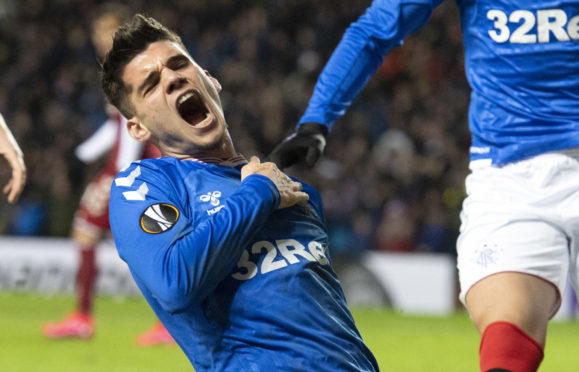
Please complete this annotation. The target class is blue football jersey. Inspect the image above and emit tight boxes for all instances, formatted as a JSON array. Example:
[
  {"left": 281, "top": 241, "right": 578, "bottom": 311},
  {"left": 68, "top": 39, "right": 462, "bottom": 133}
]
[
  {"left": 109, "top": 156, "right": 378, "bottom": 372},
  {"left": 299, "top": 0, "right": 579, "bottom": 164}
]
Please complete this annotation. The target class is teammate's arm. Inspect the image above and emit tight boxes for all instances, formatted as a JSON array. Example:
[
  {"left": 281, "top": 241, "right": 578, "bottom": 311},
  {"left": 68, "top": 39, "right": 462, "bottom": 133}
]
[
  {"left": 268, "top": 0, "right": 442, "bottom": 168},
  {"left": 0, "top": 113, "right": 26, "bottom": 203}
]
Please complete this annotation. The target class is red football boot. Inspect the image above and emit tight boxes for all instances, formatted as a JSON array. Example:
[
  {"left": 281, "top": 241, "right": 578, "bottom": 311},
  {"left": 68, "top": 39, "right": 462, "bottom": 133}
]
[
  {"left": 135, "top": 321, "right": 175, "bottom": 346},
  {"left": 42, "top": 312, "right": 94, "bottom": 339}
]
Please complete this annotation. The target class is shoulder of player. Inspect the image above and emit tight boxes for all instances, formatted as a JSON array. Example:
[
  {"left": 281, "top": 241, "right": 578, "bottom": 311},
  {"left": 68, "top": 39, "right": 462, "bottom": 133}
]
[
  {"left": 111, "top": 157, "right": 214, "bottom": 197},
  {"left": 111, "top": 157, "right": 186, "bottom": 195},
  {"left": 115, "top": 157, "right": 188, "bottom": 179},
  {"left": 108, "top": 158, "right": 192, "bottom": 225}
]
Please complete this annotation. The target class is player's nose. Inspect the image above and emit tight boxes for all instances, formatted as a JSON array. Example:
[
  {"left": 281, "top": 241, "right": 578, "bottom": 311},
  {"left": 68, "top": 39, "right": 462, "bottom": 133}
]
[{"left": 164, "top": 70, "right": 186, "bottom": 95}]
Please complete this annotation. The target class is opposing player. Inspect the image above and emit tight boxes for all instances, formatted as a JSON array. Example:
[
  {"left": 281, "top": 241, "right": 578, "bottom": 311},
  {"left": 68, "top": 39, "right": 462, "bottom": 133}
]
[
  {"left": 101, "top": 14, "right": 378, "bottom": 370},
  {"left": 268, "top": 1, "right": 579, "bottom": 371},
  {"left": 42, "top": 4, "right": 172, "bottom": 346},
  {"left": 0, "top": 113, "right": 26, "bottom": 203}
]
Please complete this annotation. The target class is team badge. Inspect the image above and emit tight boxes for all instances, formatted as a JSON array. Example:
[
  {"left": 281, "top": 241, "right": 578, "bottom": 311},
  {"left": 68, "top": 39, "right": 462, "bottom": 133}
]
[{"left": 140, "top": 203, "right": 179, "bottom": 234}]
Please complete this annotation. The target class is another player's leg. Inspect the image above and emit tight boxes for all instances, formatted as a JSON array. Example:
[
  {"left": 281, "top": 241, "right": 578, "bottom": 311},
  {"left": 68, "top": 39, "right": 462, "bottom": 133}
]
[
  {"left": 42, "top": 174, "right": 112, "bottom": 339},
  {"left": 42, "top": 228, "right": 100, "bottom": 339},
  {"left": 466, "top": 272, "right": 558, "bottom": 372}
]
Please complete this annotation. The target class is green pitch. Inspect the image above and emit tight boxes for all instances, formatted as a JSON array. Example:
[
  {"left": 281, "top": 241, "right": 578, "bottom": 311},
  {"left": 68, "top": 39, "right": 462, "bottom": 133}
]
[{"left": 1, "top": 293, "right": 579, "bottom": 371}]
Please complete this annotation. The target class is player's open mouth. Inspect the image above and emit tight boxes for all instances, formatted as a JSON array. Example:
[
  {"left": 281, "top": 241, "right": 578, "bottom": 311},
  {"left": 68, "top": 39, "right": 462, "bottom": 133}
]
[{"left": 177, "top": 90, "right": 210, "bottom": 127}]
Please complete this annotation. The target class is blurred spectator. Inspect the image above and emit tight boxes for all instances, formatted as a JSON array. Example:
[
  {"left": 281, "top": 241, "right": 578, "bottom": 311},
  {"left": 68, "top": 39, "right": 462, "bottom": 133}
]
[{"left": 0, "top": 0, "right": 469, "bottom": 255}]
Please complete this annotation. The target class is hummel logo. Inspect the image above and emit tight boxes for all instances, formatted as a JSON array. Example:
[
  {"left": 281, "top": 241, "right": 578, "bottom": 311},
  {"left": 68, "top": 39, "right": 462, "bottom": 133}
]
[
  {"left": 207, "top": 205, "right": 225, "bottom": 216},
  {"left": 199, "top": 191, "right": 221, "bottom": 206}
]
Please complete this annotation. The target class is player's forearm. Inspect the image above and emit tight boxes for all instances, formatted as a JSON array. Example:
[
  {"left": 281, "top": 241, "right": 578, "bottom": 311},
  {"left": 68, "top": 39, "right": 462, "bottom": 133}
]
[
  {"left": 298, "top": 0, "right": 437, "bottom": 130},
  {"left": 0, "top": 114, "right": 23, "bottom": 158}
]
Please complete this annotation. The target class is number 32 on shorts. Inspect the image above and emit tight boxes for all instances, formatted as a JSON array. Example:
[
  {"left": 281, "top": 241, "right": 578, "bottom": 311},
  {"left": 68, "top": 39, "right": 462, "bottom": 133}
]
[
  {"left": 487, "top": 8, "right": 579, "bottom": 43},
  {"left": 232, "top": 239, "right": 329, "bottom": 281}
]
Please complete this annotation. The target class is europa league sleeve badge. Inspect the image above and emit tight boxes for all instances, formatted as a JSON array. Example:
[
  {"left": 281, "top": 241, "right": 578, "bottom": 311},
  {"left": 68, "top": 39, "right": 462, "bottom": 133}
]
[{"left": 140, "top": 203, "right": 180, "bottom": 234}]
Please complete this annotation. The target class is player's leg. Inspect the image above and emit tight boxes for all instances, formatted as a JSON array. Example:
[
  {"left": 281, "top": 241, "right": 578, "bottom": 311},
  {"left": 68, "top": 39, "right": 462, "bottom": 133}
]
[
  {"left": 457, "top": 155, "right": 575, "bottom": 372},
  {"left": 466, "top": 272, "right": 558, "bottom": 372},
  {"left": 71, "top": 227, "right": 101, "bottom": 317},
  {"left": 41, "top": 229, "right": 101, "bottom": 339}
]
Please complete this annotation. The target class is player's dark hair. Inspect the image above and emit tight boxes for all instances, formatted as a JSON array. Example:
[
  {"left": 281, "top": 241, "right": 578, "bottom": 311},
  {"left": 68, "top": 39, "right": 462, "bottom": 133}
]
[{"left": 101, "top": 14, "right": 186, "bottom": 118}]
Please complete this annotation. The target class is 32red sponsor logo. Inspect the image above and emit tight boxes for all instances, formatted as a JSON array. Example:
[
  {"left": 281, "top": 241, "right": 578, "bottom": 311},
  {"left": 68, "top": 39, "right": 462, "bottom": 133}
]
[
  {"left": 232, "top": 239, "right": 328, "bottom": 281},
  {"left": 487, "top": 8, "right": 579, "bottom": 43}
]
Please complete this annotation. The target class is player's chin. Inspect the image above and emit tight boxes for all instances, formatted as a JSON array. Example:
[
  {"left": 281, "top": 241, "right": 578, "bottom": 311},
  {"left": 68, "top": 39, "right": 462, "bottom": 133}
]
[{"left": 193, "top": 131, "right": 226, "bottom": 151}]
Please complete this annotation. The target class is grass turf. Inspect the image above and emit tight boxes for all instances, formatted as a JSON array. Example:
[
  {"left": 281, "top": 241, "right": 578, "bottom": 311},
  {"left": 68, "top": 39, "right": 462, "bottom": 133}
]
[{"left": 1, "top": 293, "right": 578, "bottom": 371}]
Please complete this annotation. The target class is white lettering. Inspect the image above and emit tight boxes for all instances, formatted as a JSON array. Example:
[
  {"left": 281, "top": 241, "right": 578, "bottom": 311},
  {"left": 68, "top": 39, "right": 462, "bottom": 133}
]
[
  {"left": 568, "top": 15, "right": 579, "bottom": 39},
  {"left": 470, "top": 146, "right": 490, "bottom": 154},
  {"left": 252, "top": 241, "right": 287, "bottom": 274},
  {"left": 308, "top": 241, "right": 329, "bottom": 265},
  {"left": 488, "top": 10, "right": 510, "bottom": 43},
  {"left": 232, "top": 239, "right": 329, "bottom": 281},
  {"left": 276, "top": 239, "right": 316, "bottom": 264},
  {"left": 537, "top": 9, "right": 569, "bottom": 42},
  {"left": 206, "top": 205, "right": 225, "bottom": 215},
  {"left": 487, "top": 8, "right": 576, "bottom": 44},
  {"left": 509, "top": 10, "right": 536, "bottom": 44},
  {"left": 231, "top": 250, "right": 258, "bottom": 280}
]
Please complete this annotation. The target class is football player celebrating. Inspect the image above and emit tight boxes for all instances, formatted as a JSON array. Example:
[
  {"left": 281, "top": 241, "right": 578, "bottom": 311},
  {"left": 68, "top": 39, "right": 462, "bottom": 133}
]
[
  {"left": 0, "top": 113, "right": 26, "bottom": 204},
  {"left": 102, "top": 14, "right": 378, "bottom": 371},
  {"left": 268, "top": 0, "right": 579, "bottom": 371}
]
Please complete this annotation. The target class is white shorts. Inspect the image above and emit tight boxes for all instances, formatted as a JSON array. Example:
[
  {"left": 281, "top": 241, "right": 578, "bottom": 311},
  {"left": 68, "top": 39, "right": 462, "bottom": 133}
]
[{"left": 457, "top": 150, "right": 579, "bottom": 307}]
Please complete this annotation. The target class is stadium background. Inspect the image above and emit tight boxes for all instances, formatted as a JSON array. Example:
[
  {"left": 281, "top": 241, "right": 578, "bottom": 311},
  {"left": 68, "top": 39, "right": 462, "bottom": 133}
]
[
  {"left": 0, "top": 0, "right": 468, "bottom": 255},
  {"left": 2, "top": 0, "right": 578, "bottom": 370}
]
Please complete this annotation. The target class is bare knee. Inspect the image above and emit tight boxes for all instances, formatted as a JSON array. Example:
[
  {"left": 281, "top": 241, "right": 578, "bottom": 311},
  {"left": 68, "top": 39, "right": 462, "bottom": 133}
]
[{"left": 465, "top": 272, "right": 559, "bottom": 347}]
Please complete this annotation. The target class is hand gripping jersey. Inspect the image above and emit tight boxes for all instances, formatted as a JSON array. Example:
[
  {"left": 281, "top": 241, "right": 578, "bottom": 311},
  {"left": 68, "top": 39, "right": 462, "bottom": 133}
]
[
  {"left": 109, "top": 157, "right": 378, "bottom": 372},
  {"left": 299, "top": 0, "right": 579, "bottom": 165}
]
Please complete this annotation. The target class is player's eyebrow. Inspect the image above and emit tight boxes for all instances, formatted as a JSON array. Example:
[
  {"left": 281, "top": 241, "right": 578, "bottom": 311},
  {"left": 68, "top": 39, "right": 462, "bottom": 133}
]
[
  {"left": 136, "top": 54, "right": 190, "bottom": 97},
  {"left": 166, "top": 54, "right": 190, "bottom": 68}
]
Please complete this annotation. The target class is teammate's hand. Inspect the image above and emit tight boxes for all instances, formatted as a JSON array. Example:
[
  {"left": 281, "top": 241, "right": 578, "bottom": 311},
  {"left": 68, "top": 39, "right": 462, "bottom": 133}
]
[
  {"left": 267, "top": 122, "right": 327, "bottom": 169},
  {"left": 0, "top": 115, "right": 26, "bottom": 203},
  {"left": 2, "top": 148, "right": 26, "bottom": 204},
  {"left": 241, "top": 156, "right": 309, "bottom": 209}
]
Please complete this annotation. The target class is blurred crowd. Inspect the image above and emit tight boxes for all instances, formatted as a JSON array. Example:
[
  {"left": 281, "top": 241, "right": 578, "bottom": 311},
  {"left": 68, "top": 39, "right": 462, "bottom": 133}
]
[{"left": 0, "top": 0, "right": 471, "bottom": 256}]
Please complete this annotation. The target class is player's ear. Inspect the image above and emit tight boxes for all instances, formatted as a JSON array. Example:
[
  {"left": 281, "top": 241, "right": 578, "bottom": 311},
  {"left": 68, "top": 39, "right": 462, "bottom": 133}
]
[
  {"left": 204, "top": 70, "right": 221, "bottom": 93},
  {"left": 127, "top": 118, "right": 151, "bottom": 142}
]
